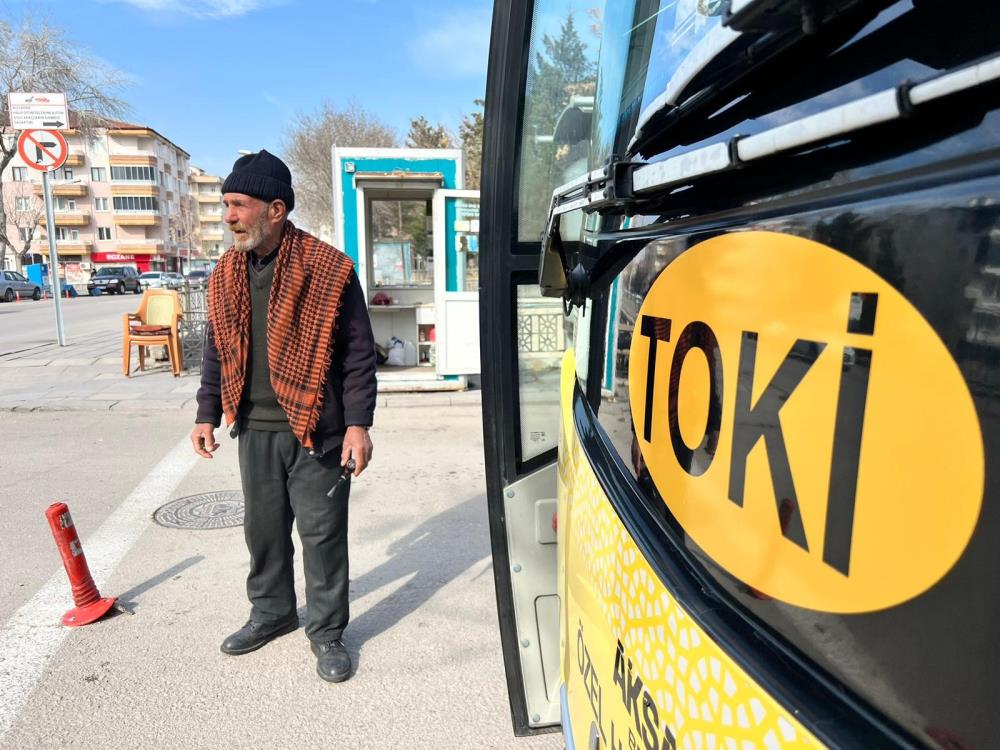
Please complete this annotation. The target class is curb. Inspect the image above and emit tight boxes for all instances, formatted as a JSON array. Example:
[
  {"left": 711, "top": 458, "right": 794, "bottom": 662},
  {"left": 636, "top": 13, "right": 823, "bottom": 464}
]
[{"left": 0, "top": 391, "right": 482, "bottom": 414}]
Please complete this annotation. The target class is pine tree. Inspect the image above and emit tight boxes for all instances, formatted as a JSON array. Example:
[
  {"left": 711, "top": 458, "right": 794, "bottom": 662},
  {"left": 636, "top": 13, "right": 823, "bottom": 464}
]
[
  {"left": 518, "top": 12, "right": 596, "bottom": 241},
  {"left": 459, "top": 100, "right": 484, "bottom": 189},
  {"left": 406, "top": 116, "right": 455, "bottom": 149}
]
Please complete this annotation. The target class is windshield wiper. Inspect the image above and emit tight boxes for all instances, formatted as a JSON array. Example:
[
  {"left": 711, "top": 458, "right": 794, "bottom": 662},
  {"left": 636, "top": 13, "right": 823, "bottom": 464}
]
[
  {"left": 628, "top": 0, "right": 893, "bottom": 158},
  {"left": 540, "top": 48, "right": 1000, "bottom": 305}
]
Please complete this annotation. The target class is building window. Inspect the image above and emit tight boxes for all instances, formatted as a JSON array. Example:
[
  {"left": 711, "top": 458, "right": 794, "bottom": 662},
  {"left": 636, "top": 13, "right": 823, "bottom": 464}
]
[
  {"left": 110, "top": 165, "right": 156, "bottom": 182},
  {"left": 15, "top": 197, "right": 31, "bottom": 211},
  {"left": 113, "top": 195, "right": 159, "bottom": 212},
  {"left": 55, "top": 198, "right": 77, "bottom": 211},
  {"left": 55, "top": 227, "right": 68, "bottom": 240},
  {"left": 91, "top": 167, "right": 106, "bottom": 181},
  {"left": 19, "top": 227, "right": 32, "bottom": 242},
  {"left": 63, "top": 167, "right": 73, "bottom": 180},
  {"left": 11, "top": 167, "right": 27, "bottom": 181},
  {"left": 95, "top": 197, "right": 109, "bottom": 211},
  {"left": 98, "top": 227, "right": 112, "bottom": 240}
]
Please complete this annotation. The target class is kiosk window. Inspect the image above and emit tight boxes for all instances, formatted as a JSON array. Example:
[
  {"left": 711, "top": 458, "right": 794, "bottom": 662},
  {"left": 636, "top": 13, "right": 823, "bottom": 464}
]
[
  {"left": 370, "top": 199, "right": 432, "bottom": 288},
  {"left": 452, "top": 197, "right": 480, "bottom": 292}
]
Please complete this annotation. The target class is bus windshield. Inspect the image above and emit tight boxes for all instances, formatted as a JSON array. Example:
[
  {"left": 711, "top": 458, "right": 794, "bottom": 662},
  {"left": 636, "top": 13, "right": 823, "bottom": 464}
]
[{"left": 591, "top": 0, "right": 728, "bottom": 165}]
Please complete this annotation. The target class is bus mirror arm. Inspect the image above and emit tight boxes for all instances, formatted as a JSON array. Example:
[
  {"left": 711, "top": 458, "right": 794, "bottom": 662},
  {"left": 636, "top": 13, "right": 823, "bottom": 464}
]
[
  {"left": 538, "top": 212, "right": 588, "bottom": 314},
  {"left": 539, "top": 212, "right": 569, "bottom": 299}
]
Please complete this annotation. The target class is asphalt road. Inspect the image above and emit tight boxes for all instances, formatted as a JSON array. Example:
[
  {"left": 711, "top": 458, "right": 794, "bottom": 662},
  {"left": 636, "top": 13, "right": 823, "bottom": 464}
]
[
  {"left": 0, "top": 293, "right": 138, "bottom": 355},
  {"left": 0, "top": 406, "right": 562, "bottom": 750}
]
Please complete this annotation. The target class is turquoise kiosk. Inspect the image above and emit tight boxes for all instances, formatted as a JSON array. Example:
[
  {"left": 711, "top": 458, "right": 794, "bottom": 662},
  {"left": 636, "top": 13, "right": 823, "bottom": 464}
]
[{"left": 332, "top": 147, "right": 480, "bottom": 391}]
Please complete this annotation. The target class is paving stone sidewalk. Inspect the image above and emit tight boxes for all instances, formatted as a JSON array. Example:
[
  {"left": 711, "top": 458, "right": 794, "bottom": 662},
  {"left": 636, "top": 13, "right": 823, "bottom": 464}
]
[{"left": 0, "top": 335, "right": 480, "bottom": 413}]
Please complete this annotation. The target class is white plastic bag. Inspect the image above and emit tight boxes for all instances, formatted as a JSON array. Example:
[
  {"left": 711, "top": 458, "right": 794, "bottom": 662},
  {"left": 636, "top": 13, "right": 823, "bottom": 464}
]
[{"left": 386, "top": 337, "right": 406, "bottom": 366}]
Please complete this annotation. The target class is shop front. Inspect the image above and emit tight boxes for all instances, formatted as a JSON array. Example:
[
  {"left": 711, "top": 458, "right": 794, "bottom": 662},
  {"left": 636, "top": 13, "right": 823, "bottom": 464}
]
[{"left": 91, "top": 251, "right": 167, "bottom": 273}]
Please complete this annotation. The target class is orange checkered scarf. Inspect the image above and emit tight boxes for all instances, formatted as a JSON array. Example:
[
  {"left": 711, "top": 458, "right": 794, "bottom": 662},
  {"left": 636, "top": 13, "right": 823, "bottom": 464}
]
[{"left": 207, "top": 221, "right": 354, "bottom": 449}]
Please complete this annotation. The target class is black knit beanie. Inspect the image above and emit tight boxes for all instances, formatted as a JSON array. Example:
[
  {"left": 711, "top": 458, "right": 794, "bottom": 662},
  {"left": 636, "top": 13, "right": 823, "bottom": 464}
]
[{"left": 222, "top": 149, "right": 295, "bottom": 212}]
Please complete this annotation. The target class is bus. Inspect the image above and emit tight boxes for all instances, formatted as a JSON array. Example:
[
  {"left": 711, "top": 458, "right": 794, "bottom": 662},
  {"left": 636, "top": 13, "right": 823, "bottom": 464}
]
[{"left": 479, "top": 1, "right": 1000, "bottom": 748}]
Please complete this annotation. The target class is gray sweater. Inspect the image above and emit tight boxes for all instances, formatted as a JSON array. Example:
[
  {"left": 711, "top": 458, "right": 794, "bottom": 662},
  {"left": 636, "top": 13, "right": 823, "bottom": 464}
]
[{"left": 196, "top": 255, "right": 377, "bottom": 457}]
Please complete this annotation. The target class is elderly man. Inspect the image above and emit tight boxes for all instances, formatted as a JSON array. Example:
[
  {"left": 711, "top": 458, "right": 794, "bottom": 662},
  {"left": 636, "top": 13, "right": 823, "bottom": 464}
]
[{"left": 191, "top": 150, "right": 376, "bottom": 683}]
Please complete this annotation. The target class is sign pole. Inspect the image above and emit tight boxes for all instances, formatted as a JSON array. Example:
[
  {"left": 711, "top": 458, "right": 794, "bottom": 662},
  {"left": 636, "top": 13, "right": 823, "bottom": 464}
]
[{"left": 41, "top": 170, "right": 66, "bottom": 346}]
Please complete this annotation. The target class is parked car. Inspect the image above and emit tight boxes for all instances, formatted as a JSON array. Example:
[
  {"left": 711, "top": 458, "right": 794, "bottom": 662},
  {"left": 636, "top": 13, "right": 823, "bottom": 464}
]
[
  {"left": 139, "top": 271, "right": 168, "bottom": 290},
  {"left": 139, "top": 271, "right": 183, "bottom": 291},
  {"left": 87, "top": 266, "right": 142, "bottom": 295},
  {"left": 0, "top": 270, "right": 42, "bottom": 302},
  {"left": 185, "top": 269, "right": 210, "bottom": 284}
]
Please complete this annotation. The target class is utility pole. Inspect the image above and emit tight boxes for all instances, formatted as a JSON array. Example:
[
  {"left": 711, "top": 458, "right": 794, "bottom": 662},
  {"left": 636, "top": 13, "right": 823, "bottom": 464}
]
[{"left": 41, "top": 169, "right": 66, "bottom": 345}]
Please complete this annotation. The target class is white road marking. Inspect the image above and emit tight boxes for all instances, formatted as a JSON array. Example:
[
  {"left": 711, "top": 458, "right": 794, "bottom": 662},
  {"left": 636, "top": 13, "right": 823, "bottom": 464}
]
[{"left": 0, "top": 434, "right": 198, "bottom": 739}]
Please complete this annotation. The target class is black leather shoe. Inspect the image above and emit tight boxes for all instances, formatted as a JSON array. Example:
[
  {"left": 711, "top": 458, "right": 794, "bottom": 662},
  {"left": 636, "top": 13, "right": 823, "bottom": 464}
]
[
  {"left": 311, "top": 639, "right": 352, "bottom": 682},
  {"left": 220, "top": 617, "right": 298, "bottom": 655}
]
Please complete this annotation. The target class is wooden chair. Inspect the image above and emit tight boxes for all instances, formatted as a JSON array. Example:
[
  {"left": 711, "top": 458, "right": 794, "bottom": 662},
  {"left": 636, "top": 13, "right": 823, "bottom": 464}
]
[{"left": 122, "top": 289, "right": 183, "bottom": 377}]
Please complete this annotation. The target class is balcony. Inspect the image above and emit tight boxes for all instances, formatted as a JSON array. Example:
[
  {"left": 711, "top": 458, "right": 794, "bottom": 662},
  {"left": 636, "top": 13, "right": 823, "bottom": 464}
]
[
  {"left": 190, "top": 174, "right": 220, "bottom": 184},
  {"left": 195, "top": 192, "right": 221, "bottom": 203},
  {"left": 39, "top": 241, "right": 91, "bottom": 256},
  {"left": 114, "top": 213, "right": 161, "bottom": 227},
  {"left": 108, "top": 154, "right": 157, "bottom": 166},
  {"left": 200, "top": 231, "right": 225, "bottom": 242},
  {"left": 65, "top": 152, "right": 85, "bottom": 167},
  {"left": 33, "top": 183, "right": 87, "bottom": 197},
  {"left": 117, "top": 242, "right": 163, "bottom": 255},
  {"left": 39, "top": 211, "right": 91, "bottom": 227},
  {"left": 111, "top": 184, "right": 160, "bottom": 196}
]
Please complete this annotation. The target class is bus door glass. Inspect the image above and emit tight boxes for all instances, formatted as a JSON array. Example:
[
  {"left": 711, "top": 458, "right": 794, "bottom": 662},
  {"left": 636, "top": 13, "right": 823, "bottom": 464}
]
[{"left": 480, "top": 0, "right": 600, "bottom": 735}]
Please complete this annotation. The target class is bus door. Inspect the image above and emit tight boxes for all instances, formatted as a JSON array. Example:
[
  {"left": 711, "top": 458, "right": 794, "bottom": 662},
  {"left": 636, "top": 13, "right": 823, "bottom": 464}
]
[{"left": 480, "top": 0, "right": 604, "bottom": 735}]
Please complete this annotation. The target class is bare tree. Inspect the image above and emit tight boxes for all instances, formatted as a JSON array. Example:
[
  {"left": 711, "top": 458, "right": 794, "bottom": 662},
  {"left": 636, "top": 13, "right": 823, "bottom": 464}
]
[
  {"left": 169, "top": 195, "right": 198, "bottom": 274},
  {"left": 1, "top": 187, "right": 43, "bottom": 260},
  {"left": 406, "top": 117, "right": 455, "bottom": 149},
  {"left": 0, "top": 17, "right": 128, "bottom": 270},
  {"left": 282, "top": 101, "right": 398, "bottom": 234},
  {"left": 586, "top": 7, "right": 603, "bottom": 39}
]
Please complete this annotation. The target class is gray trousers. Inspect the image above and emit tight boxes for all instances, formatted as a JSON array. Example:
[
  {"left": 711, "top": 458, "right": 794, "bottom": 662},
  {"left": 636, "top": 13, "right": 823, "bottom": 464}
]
[{"left": 238, "top": 429, "right": 350, "bottom": 643}]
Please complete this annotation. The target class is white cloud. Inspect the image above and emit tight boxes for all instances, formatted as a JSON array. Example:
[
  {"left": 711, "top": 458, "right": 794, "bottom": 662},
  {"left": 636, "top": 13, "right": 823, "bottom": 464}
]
[
  {"left": 103, "top": 0, "right": 282, "bottom": 19},
  {"left": 408, "top": 6, "right": 492, "bottom": 79}
]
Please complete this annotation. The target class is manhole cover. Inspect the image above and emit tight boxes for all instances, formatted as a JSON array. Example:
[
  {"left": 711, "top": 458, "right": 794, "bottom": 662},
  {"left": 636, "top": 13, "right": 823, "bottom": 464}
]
[{"left": 154, "top": 491, "right": 244, "bottom": 529}]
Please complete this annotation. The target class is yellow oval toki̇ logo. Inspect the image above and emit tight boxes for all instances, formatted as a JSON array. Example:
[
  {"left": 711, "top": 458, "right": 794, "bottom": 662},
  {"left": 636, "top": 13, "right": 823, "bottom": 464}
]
[{"left": 628, "top": 231, "right": 984, "bottom": 613}]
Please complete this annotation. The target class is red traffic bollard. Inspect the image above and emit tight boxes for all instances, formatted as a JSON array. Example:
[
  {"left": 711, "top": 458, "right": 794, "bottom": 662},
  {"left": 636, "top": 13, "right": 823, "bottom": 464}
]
[{"left": 45, "top": 502, "right": 117, "bottom": 627}]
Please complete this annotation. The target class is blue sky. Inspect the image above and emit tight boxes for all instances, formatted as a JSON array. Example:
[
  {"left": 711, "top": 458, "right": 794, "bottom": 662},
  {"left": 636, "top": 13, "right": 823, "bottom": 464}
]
[{"left": 1, "top": 0, "right": 492, "bottom": 176}]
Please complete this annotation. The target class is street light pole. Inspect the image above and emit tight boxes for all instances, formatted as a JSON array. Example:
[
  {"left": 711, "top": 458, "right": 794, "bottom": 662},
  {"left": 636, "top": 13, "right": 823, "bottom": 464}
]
[{"left": 41, "top": 170, "right": 66, "bottom": 346}]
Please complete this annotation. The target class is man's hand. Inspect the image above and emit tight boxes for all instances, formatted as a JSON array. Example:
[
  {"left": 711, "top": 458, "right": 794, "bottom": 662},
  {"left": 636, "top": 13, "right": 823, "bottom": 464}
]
[
  {"left": 191, "top": 423, "right": 219, "bottom": 459},
  {"left": 342, "top": 426, "right": 373, "bottom": 477}
]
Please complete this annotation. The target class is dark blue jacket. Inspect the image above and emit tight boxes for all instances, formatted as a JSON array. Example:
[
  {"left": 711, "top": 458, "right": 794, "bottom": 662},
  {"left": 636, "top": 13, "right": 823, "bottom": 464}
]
[{"left": 195, "top": 269, "right": 377, "bottom": 457}]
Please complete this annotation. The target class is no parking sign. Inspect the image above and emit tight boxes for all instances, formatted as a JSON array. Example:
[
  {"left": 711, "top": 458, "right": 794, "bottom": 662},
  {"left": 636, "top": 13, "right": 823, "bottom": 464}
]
[{"left": 17, "top": 129, "right": 68, "bottom": 172}]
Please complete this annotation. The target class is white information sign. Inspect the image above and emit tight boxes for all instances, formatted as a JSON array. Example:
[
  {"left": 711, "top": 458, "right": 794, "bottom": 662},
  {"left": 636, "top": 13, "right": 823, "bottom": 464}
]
[{"left": 7, "top": 92, "right": 70, "bottom": 130}]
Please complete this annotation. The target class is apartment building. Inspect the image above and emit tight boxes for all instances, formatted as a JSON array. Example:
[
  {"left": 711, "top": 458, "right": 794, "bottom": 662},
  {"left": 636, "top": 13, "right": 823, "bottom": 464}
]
[
  {"left": 2, "top": 120, "right": 191, "bottom": 285},
  {"left": 188, "top": 166, "right": 230, "bottom": 264}
]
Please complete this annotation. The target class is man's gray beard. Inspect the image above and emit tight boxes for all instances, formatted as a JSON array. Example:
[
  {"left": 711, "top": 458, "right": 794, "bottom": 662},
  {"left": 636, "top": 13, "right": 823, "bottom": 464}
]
[{"left": 234, "top": 222, "right": 266, "bottom": 253}]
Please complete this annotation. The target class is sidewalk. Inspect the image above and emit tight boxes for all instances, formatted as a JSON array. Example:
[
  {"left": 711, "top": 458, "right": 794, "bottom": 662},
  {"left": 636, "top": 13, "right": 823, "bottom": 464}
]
[
  {"left": 0, "top": 336, "right": 481, "bottom": 413},
  {"left": 0, "top": 407, "right": 555, "bottom": 750}
]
